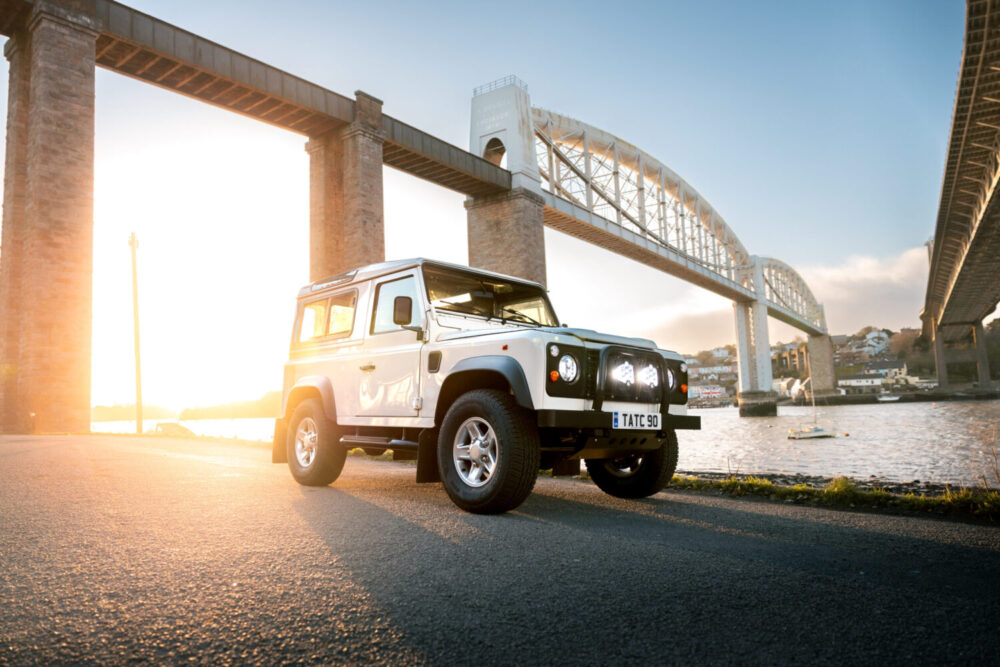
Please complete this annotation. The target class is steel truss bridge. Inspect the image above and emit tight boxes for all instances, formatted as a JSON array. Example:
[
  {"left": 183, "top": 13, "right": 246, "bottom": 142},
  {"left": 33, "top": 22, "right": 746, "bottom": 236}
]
[{"left": 532, "top": 108, "right": 827, "bottom": 338}]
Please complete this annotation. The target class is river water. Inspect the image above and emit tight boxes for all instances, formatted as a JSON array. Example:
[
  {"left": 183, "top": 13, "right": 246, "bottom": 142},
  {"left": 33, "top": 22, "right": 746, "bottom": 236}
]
[{"left": 91, "top": 400, "right": 1000, "bottom": 488}]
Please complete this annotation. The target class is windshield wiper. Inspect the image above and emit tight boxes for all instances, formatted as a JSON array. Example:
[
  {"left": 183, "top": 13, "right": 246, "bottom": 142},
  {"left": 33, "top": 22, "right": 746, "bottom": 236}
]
[
  {"left": 502, "top": 307, "right": 542, "bottom": 326},
  {"left": 436, "top": 300, "right": 493, "bottom": 321}
]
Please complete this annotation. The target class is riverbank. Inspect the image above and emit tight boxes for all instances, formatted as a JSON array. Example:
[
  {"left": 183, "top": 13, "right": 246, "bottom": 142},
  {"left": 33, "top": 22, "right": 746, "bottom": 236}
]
[
  {"left": 666, "top": 470, "right": 1000, "bottom": 523},
  {"left": 784, "top": 389, "right": 999, "bottom": 407}
]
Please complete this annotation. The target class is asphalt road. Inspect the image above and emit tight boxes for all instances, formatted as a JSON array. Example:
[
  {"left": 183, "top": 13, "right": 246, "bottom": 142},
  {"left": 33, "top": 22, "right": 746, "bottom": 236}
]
[{"left": 1, "top": 435, "right": 998, "bottom": 665}]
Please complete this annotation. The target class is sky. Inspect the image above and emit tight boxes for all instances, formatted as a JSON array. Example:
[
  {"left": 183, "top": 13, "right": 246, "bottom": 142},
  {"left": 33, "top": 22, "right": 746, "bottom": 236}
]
[{"left": 0, "top": 0, "right": 967, "bottom": 409}]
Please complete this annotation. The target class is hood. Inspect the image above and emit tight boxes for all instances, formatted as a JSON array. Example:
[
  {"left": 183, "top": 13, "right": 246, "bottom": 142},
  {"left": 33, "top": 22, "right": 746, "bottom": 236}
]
[
  {"left": 543, "top": 327, "right": 658, "bottom": 350},
  {"left": 434, "top": 320, "right": 658, "bottom": 350}
]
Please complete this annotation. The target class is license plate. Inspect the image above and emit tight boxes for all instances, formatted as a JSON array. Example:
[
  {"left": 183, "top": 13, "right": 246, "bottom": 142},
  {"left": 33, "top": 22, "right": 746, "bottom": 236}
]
[{"left": 612, "top": 411, "right": 661, "bottom": 430}]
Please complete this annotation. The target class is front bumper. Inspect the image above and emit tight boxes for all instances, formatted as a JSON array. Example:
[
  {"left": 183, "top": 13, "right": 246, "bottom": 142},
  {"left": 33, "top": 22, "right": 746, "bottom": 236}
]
[{"left": 536, "top": 409, "right": 700, "bottom": 430}]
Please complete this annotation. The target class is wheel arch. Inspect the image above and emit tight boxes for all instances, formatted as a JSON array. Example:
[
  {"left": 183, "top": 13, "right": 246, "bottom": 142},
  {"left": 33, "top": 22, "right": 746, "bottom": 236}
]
[
  {"left": 283, "top": 376, "right": 338, "bottom": 422},
  {"left": 435, "top": 356, "right": 534, "bottom": 426},
  {"left": 274, "top": 377, "right": 338, "bottom": 464}
]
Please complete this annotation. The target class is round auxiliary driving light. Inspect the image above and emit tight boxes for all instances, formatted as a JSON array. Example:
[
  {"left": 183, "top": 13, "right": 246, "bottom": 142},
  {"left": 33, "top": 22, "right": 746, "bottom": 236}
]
[
  {"left": 550, "top": 345, "right": 560, "bottom": 357},
  {"left": 680, "top": 362, "right": 688, "bottom": 373},
  {"left": 558, "top": 354, "right": 579, "bottom": 382}
]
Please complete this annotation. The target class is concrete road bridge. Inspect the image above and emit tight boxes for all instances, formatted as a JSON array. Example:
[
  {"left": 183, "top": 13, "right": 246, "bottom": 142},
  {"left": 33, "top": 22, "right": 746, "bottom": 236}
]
[
  {"left": 0, "top": 0, "right": 831, "bottom": 432},
  {"left": 923, "top": 0, "right": 998, "bottom": 389}
]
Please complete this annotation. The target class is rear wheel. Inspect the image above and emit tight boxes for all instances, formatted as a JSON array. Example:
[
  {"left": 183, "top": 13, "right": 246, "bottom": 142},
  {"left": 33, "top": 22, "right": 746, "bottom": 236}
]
[
  {"left": 286, "top": 398, "right": 346, "bottom": 486},
  {"left": 586, "top": 429, "right": 678, "bottom": 499},
  {"left": 437, "top": 389, "right": 540, "bottom": 514}
]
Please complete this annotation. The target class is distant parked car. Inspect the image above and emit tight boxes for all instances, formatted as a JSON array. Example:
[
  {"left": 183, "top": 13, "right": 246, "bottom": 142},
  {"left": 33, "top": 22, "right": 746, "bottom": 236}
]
[{"left": 154, "top": 422, "right": 195, "bottom": 437}]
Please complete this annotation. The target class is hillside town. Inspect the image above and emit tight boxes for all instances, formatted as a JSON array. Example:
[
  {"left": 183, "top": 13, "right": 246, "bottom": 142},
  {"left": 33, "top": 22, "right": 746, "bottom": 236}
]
[{"left": 684, "top": 321, "right": 1000, "bottom": 407}]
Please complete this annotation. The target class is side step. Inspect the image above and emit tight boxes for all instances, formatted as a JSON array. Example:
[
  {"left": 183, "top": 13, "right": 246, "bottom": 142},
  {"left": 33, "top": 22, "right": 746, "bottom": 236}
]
[{"left": 339, "top": 435, "right": 418, "bottom": 450}]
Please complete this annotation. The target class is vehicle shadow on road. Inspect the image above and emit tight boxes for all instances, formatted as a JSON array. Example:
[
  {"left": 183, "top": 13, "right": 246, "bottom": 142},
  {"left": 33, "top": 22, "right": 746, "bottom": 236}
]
[{"left": 288, "top": 476, "right": 1000, "bottom": 664}]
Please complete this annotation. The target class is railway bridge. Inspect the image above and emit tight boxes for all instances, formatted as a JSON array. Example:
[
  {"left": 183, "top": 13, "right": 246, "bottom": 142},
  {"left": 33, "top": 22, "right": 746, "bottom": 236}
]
[{"left": 0, "top": 0, "right": 831, "bottom": 432}]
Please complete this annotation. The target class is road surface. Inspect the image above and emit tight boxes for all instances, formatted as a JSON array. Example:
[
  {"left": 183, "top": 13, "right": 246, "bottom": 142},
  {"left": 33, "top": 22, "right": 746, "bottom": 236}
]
[{"left": 1, "top": 435, "right": 998, "bottom": 664}]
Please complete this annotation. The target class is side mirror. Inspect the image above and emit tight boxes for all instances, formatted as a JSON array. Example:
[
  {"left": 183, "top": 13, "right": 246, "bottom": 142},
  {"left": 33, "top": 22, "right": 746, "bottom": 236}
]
[{"left": 392, "top": 295, "right": 413, "bottom": 326}]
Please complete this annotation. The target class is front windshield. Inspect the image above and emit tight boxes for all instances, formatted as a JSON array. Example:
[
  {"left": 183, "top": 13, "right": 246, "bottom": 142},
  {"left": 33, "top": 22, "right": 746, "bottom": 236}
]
[{"left": 422, "top": 264, "right": 558, "bottom": 327}]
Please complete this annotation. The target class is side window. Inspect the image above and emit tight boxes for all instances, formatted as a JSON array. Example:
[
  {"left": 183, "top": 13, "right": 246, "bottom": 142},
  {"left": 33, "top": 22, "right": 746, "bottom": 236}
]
[
  {"left": 328, "top": 291, "right": 357, "bottom": 337},
  {"left": 298, "top": 300, "right": 328, "bottom": 343},
  {"left": 371, "top": 276, "right": 420, "bottom": 335}
]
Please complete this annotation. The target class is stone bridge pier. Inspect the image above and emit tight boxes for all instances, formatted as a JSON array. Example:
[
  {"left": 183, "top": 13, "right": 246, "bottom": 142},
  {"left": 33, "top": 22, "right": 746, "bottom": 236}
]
[
  {"left": 305, "top": 91, "right": 386, "bottom": 281},
  {"left": 1, "top": 2, "right": 99, "bottom": 434}
]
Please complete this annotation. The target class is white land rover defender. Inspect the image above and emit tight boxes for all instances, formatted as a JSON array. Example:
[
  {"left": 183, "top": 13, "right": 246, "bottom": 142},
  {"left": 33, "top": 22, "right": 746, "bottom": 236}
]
[{"left": 273, "top": 258, "right": 700, "bottom": 513}]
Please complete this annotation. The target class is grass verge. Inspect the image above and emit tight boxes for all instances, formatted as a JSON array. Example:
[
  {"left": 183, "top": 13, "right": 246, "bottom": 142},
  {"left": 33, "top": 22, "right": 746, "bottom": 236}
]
[{"left": 669, "top": 474, "right": 1000, "bottom": 522}]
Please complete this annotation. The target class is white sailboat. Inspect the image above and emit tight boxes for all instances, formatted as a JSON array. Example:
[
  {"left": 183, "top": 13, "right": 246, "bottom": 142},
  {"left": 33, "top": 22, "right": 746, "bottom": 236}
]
[{"left": 788, "top": 377, "right": 835, "bottom": 440}]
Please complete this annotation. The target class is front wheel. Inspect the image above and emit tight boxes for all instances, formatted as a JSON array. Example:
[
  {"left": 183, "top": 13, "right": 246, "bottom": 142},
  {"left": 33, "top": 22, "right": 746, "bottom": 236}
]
[
  {"left": 586, "top": 429, "right": 678, "bottom": 499},
  {"left": 437, "top": 389, "right": 540, "bottom": 514},
  {"left": 286, "top": 398, "right": 346, "bottom": 486}
]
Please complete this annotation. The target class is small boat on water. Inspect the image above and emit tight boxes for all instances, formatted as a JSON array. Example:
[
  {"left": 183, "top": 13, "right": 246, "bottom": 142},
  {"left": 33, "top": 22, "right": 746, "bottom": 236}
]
[
  {"left": 788, "top": 424, "right": 835, "bottom": 439},
  {"left": 876, "top": 394, "right": 901, "bottom": 403},
  {"left": 789, "top": 376, "right": 837, "bottom": 440}
]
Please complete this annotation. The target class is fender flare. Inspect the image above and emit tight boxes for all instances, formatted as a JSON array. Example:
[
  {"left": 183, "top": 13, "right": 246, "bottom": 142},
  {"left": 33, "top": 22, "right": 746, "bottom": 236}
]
[
  {"left": 448, "top": 356, "right": 534, "bottom": 409},
  {"left": 284, "top": 376, "right": 338, "bottom": 423}
]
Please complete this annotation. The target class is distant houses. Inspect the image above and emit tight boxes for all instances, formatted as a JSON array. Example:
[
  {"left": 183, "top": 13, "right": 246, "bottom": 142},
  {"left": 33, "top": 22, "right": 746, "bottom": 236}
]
[
  {"left": 686, "top": 324, "right": 945, "bottom": 404},
  {"left": 863, "top": 360, "right": 906, "bottom": 379},
  {"left": 838, "top": 373, "right": 883, "bottom": 394}
]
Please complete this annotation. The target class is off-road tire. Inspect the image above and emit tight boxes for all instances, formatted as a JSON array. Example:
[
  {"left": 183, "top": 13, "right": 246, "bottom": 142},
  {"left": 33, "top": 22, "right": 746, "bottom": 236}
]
[
  {"left": 286, "top": 398, "right": 346, "bottom": 486},
  {"left": 586, "top": 429, "right": 678, "bottom": 499},
  {"left": 437, "top": 389, "right": 540, "bottom": 514}
]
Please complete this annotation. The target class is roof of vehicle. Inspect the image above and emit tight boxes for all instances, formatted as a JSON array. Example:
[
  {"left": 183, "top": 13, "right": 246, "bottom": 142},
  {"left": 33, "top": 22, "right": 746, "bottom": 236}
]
[{"left": 299, "top": 258, "right": 545, "bottom": 297}]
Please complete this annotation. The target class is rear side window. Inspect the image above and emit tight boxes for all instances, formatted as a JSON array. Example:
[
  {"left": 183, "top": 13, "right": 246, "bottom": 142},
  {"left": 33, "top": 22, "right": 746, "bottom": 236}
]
[
  {"left": 298, "top": 300, "right": 328, "bottom": 343},
  {"left": 297, "top": 290, "right": 358, "bottom": 343},
  {"left": 327, "top": 291, "right": 357, "bottom": 337}
]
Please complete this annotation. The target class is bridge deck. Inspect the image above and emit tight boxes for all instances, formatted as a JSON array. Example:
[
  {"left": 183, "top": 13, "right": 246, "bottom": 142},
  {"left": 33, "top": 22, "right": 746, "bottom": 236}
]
[
  {"left": 926, "top": 0, "right": 1000, "bottom": 341},
  {"left": 0, "top": 0, "right": 510, "bottom": 198}
]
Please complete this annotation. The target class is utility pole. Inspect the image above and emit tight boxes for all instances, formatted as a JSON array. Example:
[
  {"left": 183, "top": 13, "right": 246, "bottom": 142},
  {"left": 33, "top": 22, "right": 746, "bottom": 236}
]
[{"left": 129, "top": 233, "right": 143, "bottom": 435}]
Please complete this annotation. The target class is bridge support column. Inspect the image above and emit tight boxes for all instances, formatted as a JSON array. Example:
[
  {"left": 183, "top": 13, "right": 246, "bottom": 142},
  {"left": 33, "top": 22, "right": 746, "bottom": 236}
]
[
  {"left": 305, "top": 91, "right": 385, "bottom": 281},
  {"left": 734, "top": 299, "right": 777, "bottom": 416},
  {"left": 974, "top": 322, "right": 992, "bottom": 390},
  {"left": 0, "top": 4, "right": 99, "bottom": 434},
  {"left": 0, "top": 36, "right": 30, "bottom": 432},
  {"left": 807, "top": 334, "right": 836, "bottom": 397},
  {"left": 933, "top": 322, "right": 949, "bottom": 389},
  {"left": 465, "top": 188, "right": 547, "bottom": 287}
]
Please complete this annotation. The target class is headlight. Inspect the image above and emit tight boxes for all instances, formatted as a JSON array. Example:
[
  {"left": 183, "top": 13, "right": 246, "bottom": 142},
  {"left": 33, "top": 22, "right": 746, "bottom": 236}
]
[
  {"left": 665, "top": 368, "right": 675, "bottom": 390},
  {"left": 558, "top": 354, "right": 579, "bottom": 382},
  {"left": 640, "top": 364, "right": 659, "bottom": 388},
  {"left": 612, "top": 361, "right": 635, "bottom": 385}
]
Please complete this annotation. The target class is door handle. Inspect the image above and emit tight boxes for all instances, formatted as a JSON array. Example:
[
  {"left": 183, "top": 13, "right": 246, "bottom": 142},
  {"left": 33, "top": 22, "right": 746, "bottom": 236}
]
[{"left": 360, "top": 364, "right": 375, "bottom": 372}]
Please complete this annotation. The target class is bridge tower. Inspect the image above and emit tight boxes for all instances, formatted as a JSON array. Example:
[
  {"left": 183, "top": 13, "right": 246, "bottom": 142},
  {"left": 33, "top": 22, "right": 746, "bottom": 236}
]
[{"left": 466, "top": 77, "right": 547, "bottom": 286}]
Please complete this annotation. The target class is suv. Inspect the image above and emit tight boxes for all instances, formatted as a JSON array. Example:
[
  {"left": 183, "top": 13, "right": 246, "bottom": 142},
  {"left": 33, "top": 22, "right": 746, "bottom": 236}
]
[{"left": 273, "top": 258, "right": 699, "bottom": 513}]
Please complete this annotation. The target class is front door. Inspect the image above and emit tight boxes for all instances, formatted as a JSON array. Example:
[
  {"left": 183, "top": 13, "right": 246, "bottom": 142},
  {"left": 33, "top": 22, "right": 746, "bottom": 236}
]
[{"left": 357, "top": 271, "right": 424, "bottom": 418}]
